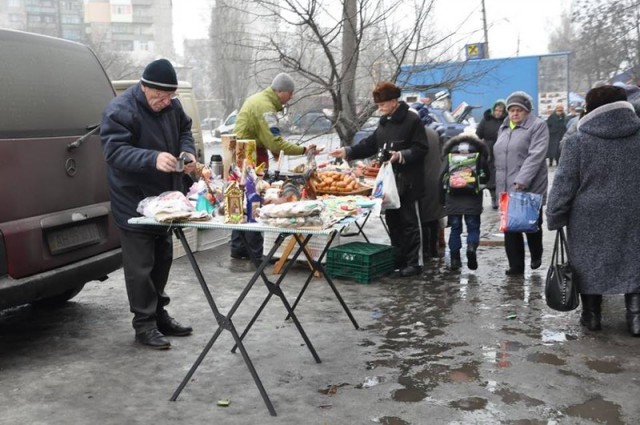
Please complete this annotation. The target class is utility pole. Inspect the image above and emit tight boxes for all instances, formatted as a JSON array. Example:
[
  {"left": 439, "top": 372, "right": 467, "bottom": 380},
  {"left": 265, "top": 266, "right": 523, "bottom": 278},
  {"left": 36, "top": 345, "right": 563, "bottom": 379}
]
[{"left": 481, "top": 0, "right": 489, "bottom": 58}]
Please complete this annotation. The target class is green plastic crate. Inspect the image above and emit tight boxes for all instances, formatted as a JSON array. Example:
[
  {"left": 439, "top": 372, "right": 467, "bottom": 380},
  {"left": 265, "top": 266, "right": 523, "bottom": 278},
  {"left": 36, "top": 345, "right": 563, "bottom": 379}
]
[
  {"left": 326, "top": 242, "right": 394, "bottom": 283},
  {"left": 326, "top": 242, "right": 394, "bottom": 267}
]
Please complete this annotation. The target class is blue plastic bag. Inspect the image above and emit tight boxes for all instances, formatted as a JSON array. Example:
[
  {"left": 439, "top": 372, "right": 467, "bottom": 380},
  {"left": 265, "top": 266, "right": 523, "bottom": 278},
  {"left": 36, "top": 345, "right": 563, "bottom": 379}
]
[{"left": 499, "top": 192, "right": 542, "bottom": 233}]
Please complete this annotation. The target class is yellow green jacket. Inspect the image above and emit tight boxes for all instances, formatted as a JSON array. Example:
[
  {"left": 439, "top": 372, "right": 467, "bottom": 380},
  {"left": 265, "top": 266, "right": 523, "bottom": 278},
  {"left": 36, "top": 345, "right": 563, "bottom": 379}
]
[{"left": 234, "top": 87, "right": 304, "bottom": 156}]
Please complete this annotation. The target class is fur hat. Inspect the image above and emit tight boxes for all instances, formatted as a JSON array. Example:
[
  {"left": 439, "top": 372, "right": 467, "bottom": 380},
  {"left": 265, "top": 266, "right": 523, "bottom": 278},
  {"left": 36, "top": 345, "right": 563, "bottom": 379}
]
[
  {"left": 373, "top": 82, "right": 401, "bottom": 103},
  {"left": 506, "top": 91, "right": 533, "bottom": 112},
  {"left": 492, "top": 99, "right": 506, "bottom": 114},
  {"left": 585, "top": 85, "right": 627, "bottom": 113},
  {"left": 141, "top": 59, "right": 178, "bottom": 91},
  {"left": 271, "top": 73, "right": 295, "bottom": 92}
]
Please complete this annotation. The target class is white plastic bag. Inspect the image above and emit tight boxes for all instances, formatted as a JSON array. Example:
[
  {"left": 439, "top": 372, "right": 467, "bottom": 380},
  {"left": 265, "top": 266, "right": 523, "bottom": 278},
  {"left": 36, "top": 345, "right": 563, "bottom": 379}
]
[{"left": 372, "top": 162, "right": 400, "bottom": 211}]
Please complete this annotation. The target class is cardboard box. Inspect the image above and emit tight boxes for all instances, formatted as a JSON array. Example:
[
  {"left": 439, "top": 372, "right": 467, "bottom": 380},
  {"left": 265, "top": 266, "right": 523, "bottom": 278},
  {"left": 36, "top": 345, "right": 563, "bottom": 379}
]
[{"left": 172, "top": 227, "right": 198, "bottom": 259}]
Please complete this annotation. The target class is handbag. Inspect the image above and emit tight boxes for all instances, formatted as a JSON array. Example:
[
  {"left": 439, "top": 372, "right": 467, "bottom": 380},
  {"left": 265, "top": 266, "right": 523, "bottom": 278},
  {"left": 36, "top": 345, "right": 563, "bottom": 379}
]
[
  {"left": 499, "top": 191, "right": 542, "bottom": 233},
  {"left": 545, "top": 228, "right": 580, "bottom": 311}
]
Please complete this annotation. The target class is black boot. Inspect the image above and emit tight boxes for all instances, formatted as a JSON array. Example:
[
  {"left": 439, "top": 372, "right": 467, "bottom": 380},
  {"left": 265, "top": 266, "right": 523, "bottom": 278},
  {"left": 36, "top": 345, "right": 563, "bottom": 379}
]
[
  {"left": 580, "top": 294, "right": 602, "bottom": 331},
  {"left": 450, "top": 250, "right": 461, "bottom": 271},
  {"left": 624, "top": 293, "right": 640, "bottom": 337},
  {"left": 490, "top": 190, "right": 498, "bottom": 210},
  {"left": 466, "top": 244, "right": 478, "bottom": 270}
]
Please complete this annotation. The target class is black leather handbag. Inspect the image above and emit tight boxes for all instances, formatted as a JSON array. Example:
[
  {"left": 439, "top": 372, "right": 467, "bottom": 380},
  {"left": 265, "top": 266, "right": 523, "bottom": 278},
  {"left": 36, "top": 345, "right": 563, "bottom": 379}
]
[{"left": 545, "top": 228, "right": 580, "bottom": 311}]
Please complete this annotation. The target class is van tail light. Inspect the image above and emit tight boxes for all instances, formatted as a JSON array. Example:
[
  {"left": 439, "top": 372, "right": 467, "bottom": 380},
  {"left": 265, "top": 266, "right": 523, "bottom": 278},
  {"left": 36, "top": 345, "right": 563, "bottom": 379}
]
[{"left": 0, "top": 232, "right": 8, "bottom": 277}]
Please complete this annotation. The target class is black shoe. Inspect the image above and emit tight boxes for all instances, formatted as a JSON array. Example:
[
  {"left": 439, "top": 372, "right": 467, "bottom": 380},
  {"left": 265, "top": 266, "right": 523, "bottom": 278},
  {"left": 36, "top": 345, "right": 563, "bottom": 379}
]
[
  {"left": 157, "top": 315, "right": 193, "bottom": 336},
  {"left": 399, "top": 265, "right": 422, "bottom": 277},
  {"left": 135, "top": 329, "right": 171, "bottom": 349},
  {"left": 580, "top": 311, "right": 602, "bottom": 331},
  {"left": 505, "top": 268, "right": 524, "bottom": 276},
  {"left": 467, "top": 248, "right": 478, "bottom": 270},
  {"left": 531, "top": 258, "right": 542, "bottom": 270},
  {"left": 449, "top": 251, "right": 462, "bottom": 271},
  {"left": 230, "top": 252, "right": 249, "bottom": 260}
]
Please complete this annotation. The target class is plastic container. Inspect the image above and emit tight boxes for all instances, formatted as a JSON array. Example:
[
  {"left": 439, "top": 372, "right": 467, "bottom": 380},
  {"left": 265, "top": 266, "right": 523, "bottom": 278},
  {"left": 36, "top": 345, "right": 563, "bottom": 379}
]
[
  {"left": 209, "top": 154, "right": 223, "bottom": 178},
  {"left": 326, "top": 242, "right": 394, "bottom": 283}
]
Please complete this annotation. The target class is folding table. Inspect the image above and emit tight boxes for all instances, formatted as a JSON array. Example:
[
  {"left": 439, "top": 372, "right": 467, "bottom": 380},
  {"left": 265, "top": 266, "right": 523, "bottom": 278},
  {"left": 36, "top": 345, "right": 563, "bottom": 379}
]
[{"left": 127, "top": 217, "right": 361, "bottom": 416}]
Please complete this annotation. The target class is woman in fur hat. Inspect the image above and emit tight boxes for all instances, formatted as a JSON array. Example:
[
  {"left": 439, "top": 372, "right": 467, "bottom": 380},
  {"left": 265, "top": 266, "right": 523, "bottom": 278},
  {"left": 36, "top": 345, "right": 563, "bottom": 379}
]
[{"left": 330, "top": 82, "right": 429, "bottom": 277}]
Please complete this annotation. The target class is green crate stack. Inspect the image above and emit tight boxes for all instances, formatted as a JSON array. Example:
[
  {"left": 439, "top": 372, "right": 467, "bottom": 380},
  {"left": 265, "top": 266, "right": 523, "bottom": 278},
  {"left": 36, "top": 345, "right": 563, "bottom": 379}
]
[{"left": 326, "top": 242, "right": 394, "bottom": 284}]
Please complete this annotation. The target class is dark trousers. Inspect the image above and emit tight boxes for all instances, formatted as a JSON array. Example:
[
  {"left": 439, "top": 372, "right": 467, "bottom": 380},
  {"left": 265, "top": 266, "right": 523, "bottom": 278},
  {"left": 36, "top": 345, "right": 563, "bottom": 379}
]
[
  {"left": 503, "top": 213, "right": 543, "bottom": 271},
  {"left": 119, "top": 229, "right": 172, "bottom": 333},
  {"left": 421, "top": 219, "right": 440, "bottom": 258},
  {"left": 230, "top": 230, "right": 264, "bottom": 260},
  {"left": 448, "top": 214, "right": 481, "bottom": 252},
  {"left": 386, "top": 199, "right": 422, "bottom": 268}
]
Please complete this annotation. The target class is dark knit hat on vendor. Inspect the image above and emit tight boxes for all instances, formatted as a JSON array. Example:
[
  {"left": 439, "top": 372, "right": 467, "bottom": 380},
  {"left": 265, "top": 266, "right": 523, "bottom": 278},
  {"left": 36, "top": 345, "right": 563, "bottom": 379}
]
[
  {"left": 141, "top": 59, "right": 178, "bottom": 91},
  {"left": 271, "top": 73, "right": 295, "bottom": 92},
  {"left": 373, "top": 82, "right": 402, "bottom": 103},
  {"left": 506, "top": 91, "right": 533, "bottom": 112}
]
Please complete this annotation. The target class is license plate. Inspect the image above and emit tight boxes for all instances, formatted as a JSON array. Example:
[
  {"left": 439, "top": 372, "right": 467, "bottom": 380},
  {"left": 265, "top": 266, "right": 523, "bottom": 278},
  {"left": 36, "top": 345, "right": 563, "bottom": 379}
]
[{"left": 47, "top": 223, "right": 103, "bottom": 255}]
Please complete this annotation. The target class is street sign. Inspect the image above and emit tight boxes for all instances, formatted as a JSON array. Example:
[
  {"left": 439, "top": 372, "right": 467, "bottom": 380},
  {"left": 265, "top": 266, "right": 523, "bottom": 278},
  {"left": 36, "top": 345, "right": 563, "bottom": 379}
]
[{"left": 465, "top": 43, "right": 486, "bottom": 60}]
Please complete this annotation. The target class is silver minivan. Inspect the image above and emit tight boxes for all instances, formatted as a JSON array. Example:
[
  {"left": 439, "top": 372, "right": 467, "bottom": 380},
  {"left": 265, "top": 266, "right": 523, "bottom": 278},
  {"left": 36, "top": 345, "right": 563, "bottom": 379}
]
[{"left": 0, "top": 29, "right": 122, "bottom": 309}]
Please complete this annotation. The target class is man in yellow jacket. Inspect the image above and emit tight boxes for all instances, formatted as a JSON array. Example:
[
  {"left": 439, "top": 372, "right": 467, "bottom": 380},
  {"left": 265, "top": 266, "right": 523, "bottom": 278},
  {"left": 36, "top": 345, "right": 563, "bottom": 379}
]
[{"left": 230, "top": 73, "right": 317, "bottom": 260}]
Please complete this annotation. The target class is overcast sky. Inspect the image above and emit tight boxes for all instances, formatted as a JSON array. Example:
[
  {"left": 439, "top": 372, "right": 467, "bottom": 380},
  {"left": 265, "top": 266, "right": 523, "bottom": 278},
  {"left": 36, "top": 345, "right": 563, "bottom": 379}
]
[{"left": 173, "top": 0, "right": 571, "bottom": 59}]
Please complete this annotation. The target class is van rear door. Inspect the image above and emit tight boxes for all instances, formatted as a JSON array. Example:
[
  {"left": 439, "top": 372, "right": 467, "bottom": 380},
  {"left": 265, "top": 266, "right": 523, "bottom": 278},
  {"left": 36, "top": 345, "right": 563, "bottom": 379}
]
[{"left": 0, "top": 30, "right": 120, "bottom": 286}]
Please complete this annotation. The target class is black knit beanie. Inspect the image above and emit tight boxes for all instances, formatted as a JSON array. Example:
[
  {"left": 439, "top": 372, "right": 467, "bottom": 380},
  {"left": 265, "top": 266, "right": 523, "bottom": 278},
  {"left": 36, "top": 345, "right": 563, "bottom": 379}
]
[{"left": 141, "top": 59, "right": 178, "bottom": 91}]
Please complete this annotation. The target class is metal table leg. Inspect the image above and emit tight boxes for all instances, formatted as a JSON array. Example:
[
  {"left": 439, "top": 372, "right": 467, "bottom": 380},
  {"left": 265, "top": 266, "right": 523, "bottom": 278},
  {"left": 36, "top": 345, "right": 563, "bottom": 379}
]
[{"left": 169, "top": 228, "right": 277, "bottom": 416}]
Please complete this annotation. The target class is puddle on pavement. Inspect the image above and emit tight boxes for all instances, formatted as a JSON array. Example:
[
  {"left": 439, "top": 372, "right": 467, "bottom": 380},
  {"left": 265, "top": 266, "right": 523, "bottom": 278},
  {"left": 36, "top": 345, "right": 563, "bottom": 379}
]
[
  {"left": 374, "top": 417, "right": 410, "bottom": 425},
  {"left": 447, "top": 362, "right": 480, "bottom": 382},
  {"left": 494, "top": 388, "right": 544, "bottom": 407},
  {"left": 564, "top": 395, "right": 623, "bottom": 424},
  {"left": 585, "top": 359, "right": 623, "bottom": 374},
  {"left": 392, "top": 386, "right": 426, "bottom": 402},
  {"left": 449, "top": 396, "right": 488, "bottom": 411},
  {"left": 526, "top": 352, "right": 566, "bottom": 366}
]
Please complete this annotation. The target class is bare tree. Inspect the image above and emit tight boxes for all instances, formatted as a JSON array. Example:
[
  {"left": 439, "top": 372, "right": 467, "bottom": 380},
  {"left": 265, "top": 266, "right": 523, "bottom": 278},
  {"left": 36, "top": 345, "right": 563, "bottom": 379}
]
[
  {"left": 558, "top": 0, "right": 640, "bottom": 90},
  {"left": 84, "top": 29, "right": 140, "bottom": 81},
  {"left": 215, "top": 0, "right": 452, "bottom": 145},
  {"left": 209, "top": 0, "right": 256, "bottom": 117}
]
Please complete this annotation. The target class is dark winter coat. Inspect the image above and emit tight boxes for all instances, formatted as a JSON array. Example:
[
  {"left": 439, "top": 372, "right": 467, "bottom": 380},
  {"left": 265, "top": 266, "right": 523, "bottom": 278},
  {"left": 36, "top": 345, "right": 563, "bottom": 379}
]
[
  {"left": 419, "top": 126, "right": 444, "bottom": 222},
  {"left": 101, "top": 83, "right": 195, "bottom": 234},
  {"left": 494, "top": 112, "right": 549, "bottom": 203},
  {"left": 546, "top": 112, "right": 566, "bottom": 160},
  {"left": 547, "top": 101, "right": 640, "bottom": 295},
  {"left": 439, "top": 134, "right": 490, "bottom": 215},
  {"left": 347, "top": 101, "right": 429, "bottom": 201},
  {"left": 475, "top": 108, "right": 504, "bottom": 189}
]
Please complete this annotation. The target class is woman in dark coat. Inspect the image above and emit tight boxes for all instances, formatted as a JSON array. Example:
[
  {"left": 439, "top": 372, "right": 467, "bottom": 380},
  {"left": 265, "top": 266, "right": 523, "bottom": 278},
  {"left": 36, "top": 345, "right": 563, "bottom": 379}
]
[
  {"left": 476, "top": 99, "right": 506, "bottom": 209},
  {"left": 330, "top": 82, "right": 429, "bottom": 277},
  {"left": 546, "top": 104, "right": 566, "bottom": 166},
  {"left": 547, "top": 85, "right": 640, "bottom": 336}
]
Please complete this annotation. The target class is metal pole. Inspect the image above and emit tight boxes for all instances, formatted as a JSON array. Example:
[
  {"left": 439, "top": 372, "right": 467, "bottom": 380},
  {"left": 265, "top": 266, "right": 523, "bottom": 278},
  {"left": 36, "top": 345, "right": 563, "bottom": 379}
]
[{"left": 481, "top": 0, "right": 489, "bottom": 58}]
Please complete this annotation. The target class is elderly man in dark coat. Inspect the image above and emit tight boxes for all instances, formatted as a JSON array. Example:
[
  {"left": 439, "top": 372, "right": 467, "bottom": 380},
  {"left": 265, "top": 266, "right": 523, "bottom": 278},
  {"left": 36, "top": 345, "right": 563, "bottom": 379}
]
[
  {"left": 547, "top": 85, "right": 640, "bottom": 336},
  {"left": 330, "top": 82, "right": 429, "bottom": 277}
]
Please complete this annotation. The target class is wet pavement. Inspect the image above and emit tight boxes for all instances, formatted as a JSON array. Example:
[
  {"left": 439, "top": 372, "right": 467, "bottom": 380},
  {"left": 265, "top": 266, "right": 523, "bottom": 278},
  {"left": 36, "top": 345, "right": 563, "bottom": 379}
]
[{"left": 2, "top": 186, "right": 640, "bottom": 424}]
